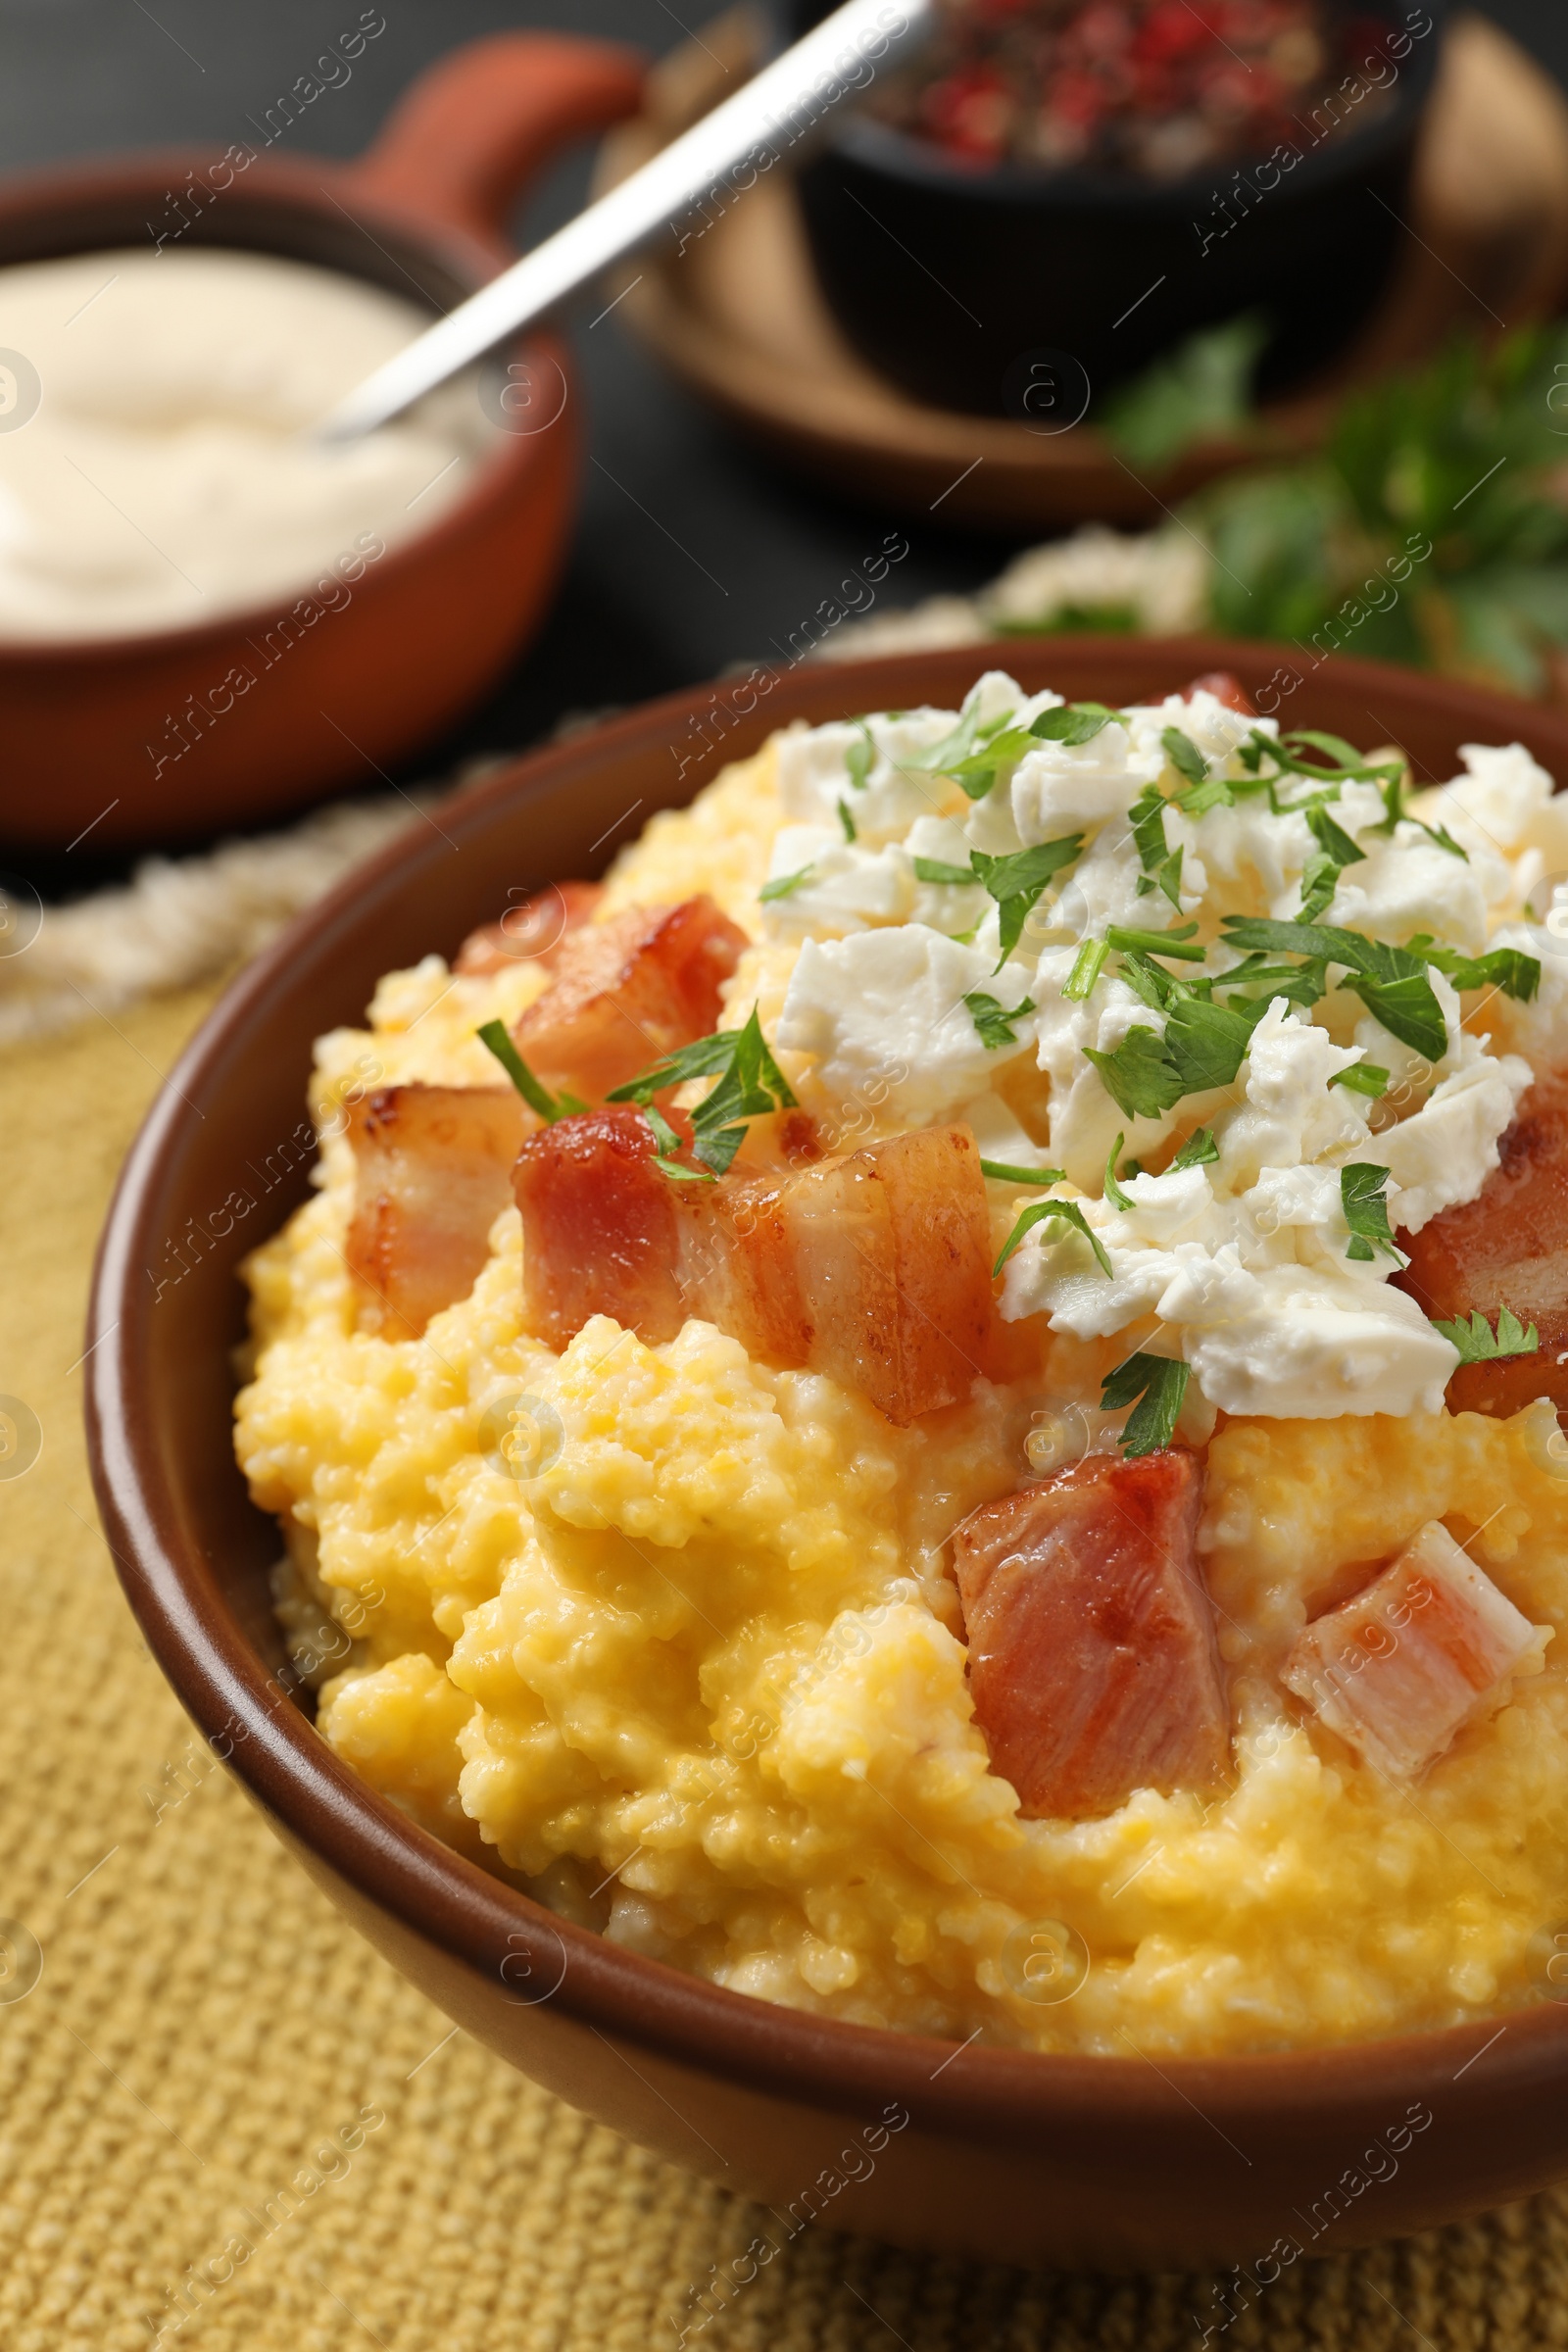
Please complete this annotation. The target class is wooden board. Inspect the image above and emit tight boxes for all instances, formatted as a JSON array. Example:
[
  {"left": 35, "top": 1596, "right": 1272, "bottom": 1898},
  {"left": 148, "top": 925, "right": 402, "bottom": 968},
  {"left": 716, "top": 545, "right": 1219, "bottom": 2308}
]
[{"left": 594, "top": 10, "right": 1568, "bottom": 530}]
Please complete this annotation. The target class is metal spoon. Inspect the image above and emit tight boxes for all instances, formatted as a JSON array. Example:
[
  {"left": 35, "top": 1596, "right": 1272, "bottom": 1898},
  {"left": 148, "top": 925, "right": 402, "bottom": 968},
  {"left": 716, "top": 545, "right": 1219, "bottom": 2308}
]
[{"left": 318, "top": 0, "right": 933, "bottom": 441}]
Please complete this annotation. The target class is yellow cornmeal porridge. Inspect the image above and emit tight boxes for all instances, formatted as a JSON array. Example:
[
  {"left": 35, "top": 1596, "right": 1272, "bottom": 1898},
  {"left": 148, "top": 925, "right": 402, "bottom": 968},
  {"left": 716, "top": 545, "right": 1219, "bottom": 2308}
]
[{"left": 236, "top": 694, "right": 1568, "bottom": 2056}]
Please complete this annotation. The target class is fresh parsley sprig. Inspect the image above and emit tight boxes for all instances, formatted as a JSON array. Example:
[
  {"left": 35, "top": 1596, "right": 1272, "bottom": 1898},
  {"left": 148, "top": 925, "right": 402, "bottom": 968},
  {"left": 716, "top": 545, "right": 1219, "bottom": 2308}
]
[
  {"left": 1085, "top": 993, "right": 1267, "bottom": 1122},
  {"left": 1102, "top": 1353, "right": 1191, "bottom": 1456},
  {"left": 1431, "top": 1304, "right": 1540, "bottom": 1362},
  {"left": 1298, "top": 803, "right": 1365, "bottom": 921},
  {"left": 1328, "top": 1061, "right": 1390, "bottom": 1098},
  {"left": 994, "top": 1198, "right": 1113, "bottom": 1279},
  {"left": 979, "top": 1158, "right": 1065, "bottom": 1186},
  {"left": 1171, "top": 1127, "right": 1220, "bottom": 1168},
  {"left": 969, "top": 836, "right": 1086, "bottom": 962},
  {"left": 605, "top": 1006, "right": 796, "bottom": 1180},
  {"left": 760, "top": 864, "right": 814, "bottom": 904},
  {"left": 1127, "top": 783, "right": 1184, "bottom": 909},
  {"left": 1341, "top": 1163, "right": 1404, "bottom": 1263},
  {"left": 1405, "top": 936, "right": 1542, "bottom": 1003},
  {"left": 477, "top": 1021, "right": 586, "bottom": 1123},
  {"left": 964, "top": 991, "right": 1036, "bottom": 1050},
  {"left": 1220, "top": 916, "right": 1450, "bottom": 1061}
]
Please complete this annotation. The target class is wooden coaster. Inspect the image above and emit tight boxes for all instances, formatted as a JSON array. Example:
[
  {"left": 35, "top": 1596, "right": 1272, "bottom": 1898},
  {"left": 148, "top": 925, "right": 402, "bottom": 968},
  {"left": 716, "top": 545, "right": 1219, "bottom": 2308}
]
[{"left": 594, "top": 10, "right": 1568, "bottom": 530}]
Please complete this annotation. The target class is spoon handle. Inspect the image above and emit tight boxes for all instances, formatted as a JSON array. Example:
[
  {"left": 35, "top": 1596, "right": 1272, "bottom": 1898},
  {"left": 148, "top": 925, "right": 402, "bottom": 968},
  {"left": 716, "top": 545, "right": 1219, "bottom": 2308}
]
[{"left": 319, "top": 0, "right": 933, "bottom": 440}]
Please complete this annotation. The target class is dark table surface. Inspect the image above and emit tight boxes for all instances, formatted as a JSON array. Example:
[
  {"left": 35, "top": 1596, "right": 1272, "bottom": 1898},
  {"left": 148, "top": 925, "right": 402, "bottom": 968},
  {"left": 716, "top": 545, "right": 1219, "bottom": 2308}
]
[{"left": 5, "top": 0, "right": 1566, "bottom": 897}]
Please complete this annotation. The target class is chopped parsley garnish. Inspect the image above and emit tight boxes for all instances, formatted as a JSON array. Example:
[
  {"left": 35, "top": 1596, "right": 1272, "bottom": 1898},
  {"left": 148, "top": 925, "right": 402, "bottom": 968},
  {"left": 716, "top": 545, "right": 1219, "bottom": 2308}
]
[
  {"left": 759, "top": 865, "right": 814, "bottom": 904},
  {"left": 1104, "top": 920, "right": 1205, "bottom": 961},
  {"left": 969, "top": 835, "right": 1085, "bottom": 961},
  {"left": 1031, "top": 700, "right": 1123, "bottom": 745},
  {"left": 1063, "top": 936, "right": 1111, "bottom": 1001},
  {"left": 913, "top": 856, "right": 977, "bottom": 887},
  {"left": 1369, "top": 768, "right": 1466, "bottom": 858},
  {"left": 1161, "top": 725, "right": 1207, "bottom": 791},
  {"left": 1126, "top": 783, "right": 1184, "bottom": 909},
  {"left": 994, "top": 1198, "right": 1113, "bottom": 1279},
  {"left": 1432, "top": 1305, "right": 1540, "bottom": 1362},
  {"left": 1085, "top": 994, "right": 1267, "bottom": 1122},
  {"left": 1102, "top": 1352, "right": 1191, "bottom": 1457},
  {"left": 1298, "top": 802, "right": 1365, "bottom": 921},
  {"left": 1220, "top": 917, "right": 1449, "bottom": 1061},
  {"left": 965, "top": 990, "right": 1036, "bottom": 1050},
  {"left": 1329, "top": 1060, "right": 1390, "bottom": 1098},
  {"left": 979, "top": 1158, "right": 1065, "bottom": 1186},
  {"left": 844, "top": 719, "right": 876, "bottom": 791},
  {"left": 1241, "top": 727, "right": 1403, "bottom": 789},
  {"left": 606, "top": 1006, "right": 796, "bottom": 1180},
  {"left": 1340, "top": 1162, "right": 1403, "bottom": 1263},
  {"left": 1406, "top": 936, "right": 1541, "bottom": 1003},
  {"left": 1104, "top": 1132, "right": 1134, "bottom": 1211},
  {"left": 837, "top": 797, "right": 857, "bottom": 843},
  {"left": 1171, "top": 1126, "right": 1220, "bottom": 1169},
  {"left": 476, "top": 1020, "right": 585, "bottom": 1123}
]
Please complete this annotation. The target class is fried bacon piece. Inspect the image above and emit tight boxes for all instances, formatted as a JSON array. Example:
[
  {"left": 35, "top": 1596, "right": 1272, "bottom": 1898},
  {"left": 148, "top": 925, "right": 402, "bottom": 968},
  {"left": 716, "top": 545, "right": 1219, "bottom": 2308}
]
[
  {"left": 1281, "top": 1520, "right": 1542, "bottom": 1781},
  {"left": 511, "top": 896, "right": 749, "bottom": 1103},
  {"left": 346, "top": 1084, "right": 530, "bottom": 1341},
  {"left": 1396, "top": 1069, "right": 1568, "bottom": 1419},
  {"left": 455, "top": 880, "right": 603, "bottom": 976},
  {"left": 512, "top": 1111, "right": 995, "bottom": 1424},
  {"left": 1181, "top": 670, "right": 1254, "bottom": 715},
  {"left": 950, "top": 1449, "right": 1228, "bottom": 1820}
]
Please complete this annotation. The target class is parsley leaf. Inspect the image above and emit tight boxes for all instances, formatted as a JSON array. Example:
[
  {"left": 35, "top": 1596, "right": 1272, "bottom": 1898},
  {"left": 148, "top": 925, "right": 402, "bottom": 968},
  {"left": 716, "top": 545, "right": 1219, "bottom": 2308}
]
[
  {"left": 994, "top": 1197, "right": 1113, "bottom": 1278},
  {"left": 844, "top": 719, "right": 875, "bottom": 791},
  {"left": 1341, "top": 1162, "right": 1404, "bottom": 1262},
  {"left": 979, "top": 1158, "right": 1065, "bottom": 1185},
  {"left": 760, "top": 865, "right": 814, "bottom": 904},
  {"left": 1298, "top": 802, "right": 1366, "bottom": 921},
  {"left": 1085, "top": 993, "right": 1266, "bottom": 1120},
  {"left": 1031, "top": 700, "right": 1123, "bottom": 745},
  {"left": 476, "top": 1020, "right": 585, "bottom": 1123},
  {"left": 606, "top": 1006, "right": 796, "bottom": 1179},
  {"left": 1406, "top": 937, "right": 1541, "bottom": 1003},
  {"left": 1104, "top": 1132, "right": 1134, "bottom": 1211},
  {"left": 1370, "top": 768, "right": 1467, "bottom": 858},
  {"left": 964, "top": 990, "right": 1036, "bottom": 1050},
  {"left": 1164, "top": 993, "right": 1267, "bottom": 1092},
  {"left": 1126, "top": 783, "right": 1185, "bottom": 909},
  {"left": 1219, "top": 917, "right": 1448, "bottom": 1060},
  {"left": 837, "top": 797, "right": 857, "bottom": 843},
  {"left": 1084, "top": 1025, "right": 1184, "bottom": 1120},
  {"left": 1246, "top": 727, "right": 1403, "bottom": 788},
  {"left": 1431, "top": 1304, "right": 1540, "bottom": 1362},
  {"left": 1101, "top": 1352, "right": 1191, "bottom": 1456},
  {"left": 1171, "top": 1126, "right": 1220, "bottom": 1168},
  {"left": 1161, "top": 725, "right": 1207, "bottom": 791},
  {"left": 948, "top": 727, "right": 1041, "bottom": 801},
  {"left": 970, "top": 834, "right": 1085, "bottom": 961},
  {"left": 912, "top": 856, "right": 977, "bottom": 887},
  {"left": 1329, "top": 1061, "right": 1390, "bottom": 1098}
]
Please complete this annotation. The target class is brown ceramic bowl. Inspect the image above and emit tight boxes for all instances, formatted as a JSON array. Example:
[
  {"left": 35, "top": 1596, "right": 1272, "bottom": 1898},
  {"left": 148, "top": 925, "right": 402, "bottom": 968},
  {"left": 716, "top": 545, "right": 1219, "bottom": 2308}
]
[
  {"left": 86, "top": 642, "right": 1568, "bottom": 2273},
  {"left": 0, "top": 33, "right": 645, "bottom": 852}
]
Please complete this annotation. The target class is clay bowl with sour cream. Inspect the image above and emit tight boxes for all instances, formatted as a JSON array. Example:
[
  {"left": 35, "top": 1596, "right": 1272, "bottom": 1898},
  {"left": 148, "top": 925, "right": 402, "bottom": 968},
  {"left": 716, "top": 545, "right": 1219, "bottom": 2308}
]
[
  {"left": 86, "top": 639, "right": 1568, "bottom": 2274},
  {"left": 0, "top": 33, "right": 645, "bottom": 851}
]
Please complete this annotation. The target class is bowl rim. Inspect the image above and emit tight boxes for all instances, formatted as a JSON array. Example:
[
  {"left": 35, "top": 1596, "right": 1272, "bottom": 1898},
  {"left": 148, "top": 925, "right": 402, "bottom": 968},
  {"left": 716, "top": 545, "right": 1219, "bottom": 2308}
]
[
  {"left": 783, "top": 0, "right": 1446, "bottom": 210},
  {"left": 85, "top": 635, "right": 1568, "bottom": 2134},
  {"left": 0, "top": 143, "right": 553, "bottom": 670}
]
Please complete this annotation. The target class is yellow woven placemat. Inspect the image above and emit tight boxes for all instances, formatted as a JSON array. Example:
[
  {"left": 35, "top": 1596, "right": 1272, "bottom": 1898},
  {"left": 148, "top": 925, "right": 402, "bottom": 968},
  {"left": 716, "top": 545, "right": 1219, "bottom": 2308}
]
[{"left": 4, "top": 978, "right": 1567, "bottom": 2352}]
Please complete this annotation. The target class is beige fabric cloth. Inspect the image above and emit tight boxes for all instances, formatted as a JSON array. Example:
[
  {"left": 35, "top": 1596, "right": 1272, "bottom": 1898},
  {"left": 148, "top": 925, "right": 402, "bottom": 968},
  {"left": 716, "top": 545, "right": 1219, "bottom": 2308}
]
[{"left": 2, "top": 973, "right": 1568, "bottom": 2347}]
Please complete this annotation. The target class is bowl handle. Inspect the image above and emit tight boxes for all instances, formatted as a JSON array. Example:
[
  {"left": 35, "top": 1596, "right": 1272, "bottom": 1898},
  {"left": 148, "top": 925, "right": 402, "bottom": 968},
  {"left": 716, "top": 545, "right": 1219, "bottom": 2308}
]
[{"left": 344, "top": 33, "right": 647, "bottom": 248}]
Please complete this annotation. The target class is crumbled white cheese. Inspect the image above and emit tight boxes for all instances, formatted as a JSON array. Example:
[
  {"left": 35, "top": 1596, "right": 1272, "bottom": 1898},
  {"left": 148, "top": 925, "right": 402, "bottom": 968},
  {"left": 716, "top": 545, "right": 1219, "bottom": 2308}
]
[
  {"left": 760, "top": 825, "right": 913, "bottom": 937},
  {"left": 1357, "top": 1050, "right": 1531, "bottom": 1234},
  {"left": 1325, "top": 831, "right": 1490, "bottom": 953},
  {"left": 776, "top": 923, "right": 1040, "bottom": 1123},
  {"left": 755, "top": 683, "right": 1555, "bottom": 1423},
  {"left": 1009, "top": 719, "right": 1163, "bottom": 847},
  {"left": 1185, "top": 1267, "right": 1457, "bottom": 1419},
  {"left": 774, "top": 710, "right": 957, "bottom": 845}
]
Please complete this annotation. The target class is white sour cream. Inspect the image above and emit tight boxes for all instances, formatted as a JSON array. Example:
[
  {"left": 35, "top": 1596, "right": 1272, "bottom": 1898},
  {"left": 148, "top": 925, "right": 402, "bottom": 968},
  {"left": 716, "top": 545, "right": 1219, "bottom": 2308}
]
[{"left": 0, "top": 247, "right": 497, "bottom": 639}]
